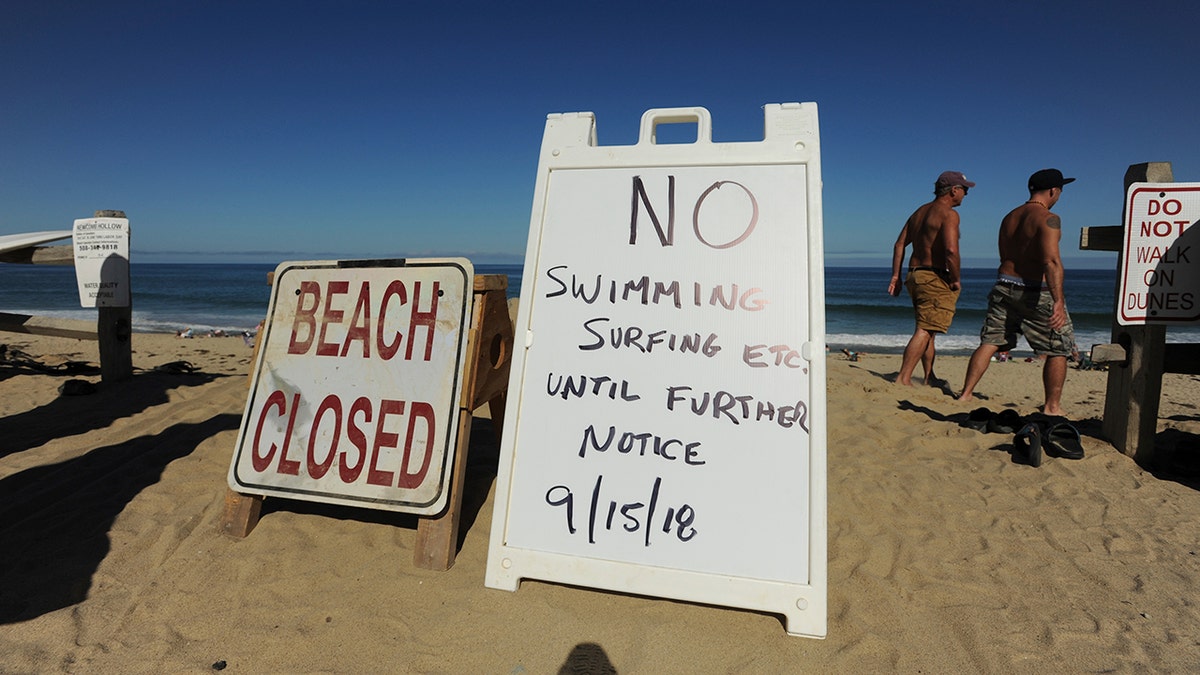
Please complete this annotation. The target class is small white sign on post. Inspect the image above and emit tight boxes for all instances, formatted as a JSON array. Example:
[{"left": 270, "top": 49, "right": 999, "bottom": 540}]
[
  {"left": 228, "top": 258, "right": 474, "bottom": 516},
  {"left": 1118, "top": 182, "right": 1200, "bottom": 325},
  {"left": 72, "top": 217, "right": 131, "bottom": 308},
  {"left": 486, "top": 105, "right": 827, "bottom": 638}
]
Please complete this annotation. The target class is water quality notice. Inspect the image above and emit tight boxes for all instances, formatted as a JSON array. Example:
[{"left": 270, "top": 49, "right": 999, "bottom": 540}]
[{"left": 72, "top": 217, "right": 131, "bottom": 308}]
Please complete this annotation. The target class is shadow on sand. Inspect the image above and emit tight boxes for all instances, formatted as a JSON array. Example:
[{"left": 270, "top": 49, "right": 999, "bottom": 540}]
[
  {"left": 1, "top": 365, "right": 226, "bottom": 458},
  {"left": 0, "top": 413, "right": 241, "bottom": 623}
]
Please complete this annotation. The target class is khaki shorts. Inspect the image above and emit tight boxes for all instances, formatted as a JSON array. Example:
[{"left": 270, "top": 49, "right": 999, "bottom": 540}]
[
  {"left": 979, "top": 283, "right": 1076, "bottom": 356},
  {"left": 905, "top": 268, "right": 960, "bottom": 333}
]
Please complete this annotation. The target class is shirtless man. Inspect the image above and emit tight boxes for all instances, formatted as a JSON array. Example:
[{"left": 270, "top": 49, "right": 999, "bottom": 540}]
[
  {"left": 888, "top": 170, "right": 971, "bottom": 386},
  {"left": 957, "top": 169, "right": 1076, "bottom": 414}
]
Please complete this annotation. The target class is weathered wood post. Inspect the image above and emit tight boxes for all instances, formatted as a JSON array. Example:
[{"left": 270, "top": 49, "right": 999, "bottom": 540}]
[
  {"left": 93, "top": 209, "right": 134, "bottom": 383},
  {"left": 1101, "top": 163, "right": 1172, "bottom": 466}
]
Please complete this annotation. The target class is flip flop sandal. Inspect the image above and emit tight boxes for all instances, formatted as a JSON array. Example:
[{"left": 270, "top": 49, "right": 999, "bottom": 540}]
[
  {"left": 963, "top": 407, "right": 993, "bottom": 432},
  {"left": 1045, "top": 423, "right": 1085, "bottom": 460},
  {"left": 988, "top": 408, "right": 1022, "bottom": 434},
  {"left": 1014, "top": 422, "right": 1043, "bottom": 467},
  {"left": 153, "top": 360, "right": 198, "bottom": 374}
]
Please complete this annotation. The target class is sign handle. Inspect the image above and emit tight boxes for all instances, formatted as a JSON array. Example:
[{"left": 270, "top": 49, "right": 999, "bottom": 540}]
[{"left": 638, "top": 107, "right": 712, "bottom": 145}]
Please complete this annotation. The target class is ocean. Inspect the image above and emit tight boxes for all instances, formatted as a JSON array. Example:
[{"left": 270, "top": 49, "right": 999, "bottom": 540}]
[
  {"left": 2, "top": 262, "right": 1195, "bottom": 356},
  {"left": 823, "top": 266, "right": 1200, "bottom": 356}
]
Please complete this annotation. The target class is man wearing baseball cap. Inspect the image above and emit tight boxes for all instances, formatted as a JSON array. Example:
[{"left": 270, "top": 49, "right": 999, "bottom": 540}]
[
  {"left": 958, "top": 168, "right": 1076, "bottom": 416},
  {"left": 888, "top": 170, "right": 975, "bottom": 387}
]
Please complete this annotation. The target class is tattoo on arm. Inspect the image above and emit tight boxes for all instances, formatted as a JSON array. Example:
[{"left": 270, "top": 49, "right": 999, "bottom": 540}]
[{"left": 1047, "top": 214, "right": 1062, "bottom": 230}]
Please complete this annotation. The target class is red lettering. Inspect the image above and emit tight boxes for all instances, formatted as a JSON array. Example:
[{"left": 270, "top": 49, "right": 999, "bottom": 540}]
[
  {"left": 307, "top": 395, "right": 342, "bottom": 479},
  {"left": 1148, "top": 198, "right": 1183, "bottom": 216},
  {"left": 397, "top": 402, "right": 437, "bottom": 488},
  {"left": 282, "top": 278, "right": 450, "bottom": 361},
  {"left": 378, "top": 280, "right": 406, "bottom": 360},
  {"left": 368, "top": 399, "right": 405, "bottom": 486},
  {"left": 275, "top": 392, "right": 303, "bottom": 475},
  {"left": 342, "top": 282, "right": 373, "bottom": 358},
  {"left": 246, "top": 391, "right": 444, "bottom": 490},
  {"left": 288, "top": 281, "right": 322, "bottom": 354},
  {"left": 1140, "top": 220, "right": 1186, "bottom": 238},
  {"left": 316, "top": 281, "right": 349, "bottom": 356},
  {"left": 340, "top": 397, "right": 371, "bottom": 483},
  {"left": 252, "top": 390, "right": 288, "bottom": 471}
]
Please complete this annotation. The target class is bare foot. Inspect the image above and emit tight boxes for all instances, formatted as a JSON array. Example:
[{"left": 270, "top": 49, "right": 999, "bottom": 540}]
[{"left": 956, "top": 392, "right": 975, "bottom": 402}]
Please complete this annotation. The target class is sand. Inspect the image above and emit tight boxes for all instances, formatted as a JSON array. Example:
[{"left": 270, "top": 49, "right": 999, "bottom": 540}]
[{"left": 2, "top": 330, "right": 1200, "bottom": 673}]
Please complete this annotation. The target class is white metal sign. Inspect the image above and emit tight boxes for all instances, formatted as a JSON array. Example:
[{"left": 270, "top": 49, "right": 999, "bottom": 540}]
[
  {"left": 1119, "top": 183, "right": 1200, "bottom": 325},
  {"left": 228, "top": 258, "right": 473, "bottom": 515},
  {"left": 486, "top": 105, "right": 827, "bottom": 638},
  {"left": 72, "top": 217, "right": 130, "bottom": 308}
]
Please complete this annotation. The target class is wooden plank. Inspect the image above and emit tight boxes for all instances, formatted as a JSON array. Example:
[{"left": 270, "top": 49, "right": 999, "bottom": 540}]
[
  {"left": 218, "top": 489, "right": 264, "bottom": 538},
  {"left": 1083, "top": 342, "right": 1200, "bottom": 374},
  {"left": 473, "top": 273, "right": 507, "bottom": 292},
  {"left": 1090, "top": 343, "right": 1127, "bottom": 364},
  {"left": 414, "top": 276, "right": 513, "bottom": 570},
  {"left": 1078, "top": 225, "right": 1123, "bottom": 252},
  {"left": 413, "top": 289, "right": 487, "bottom": 570},
  {"left": 0, "top": 312, "right": 98, "bottom": 340},
  {"left": 98, "top": 306, "right": 133, "bottom": 383},
  {"left": 413, "top": 406, "right": 477, "bottom": 570}
]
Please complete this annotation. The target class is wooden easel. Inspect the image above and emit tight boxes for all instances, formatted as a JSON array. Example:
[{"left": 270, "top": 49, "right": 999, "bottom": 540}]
[{"left": 218, "top": 273, "right": 513, "bottom": 571}]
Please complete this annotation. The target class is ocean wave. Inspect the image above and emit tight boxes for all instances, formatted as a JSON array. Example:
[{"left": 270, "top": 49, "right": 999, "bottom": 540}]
[
  {"left": 0, "top": 307, "right": 264, "bottom": 335},
  {"left": 824, "top": 329, "right": 1140, "bottom": 356}
]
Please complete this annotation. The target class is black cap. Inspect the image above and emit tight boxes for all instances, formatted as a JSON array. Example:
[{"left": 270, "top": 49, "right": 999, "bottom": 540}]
[{"left": 1028, "top": 168, "right": 1075, "bottom": 191}]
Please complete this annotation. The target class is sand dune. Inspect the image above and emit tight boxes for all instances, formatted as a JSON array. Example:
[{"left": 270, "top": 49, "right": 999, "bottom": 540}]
[{"left": 2, "top": 331, "right": 1199, "bottom": 672}]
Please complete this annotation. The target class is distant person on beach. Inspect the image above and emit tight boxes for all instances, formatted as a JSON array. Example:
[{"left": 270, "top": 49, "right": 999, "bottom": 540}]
[
  {"left": 888, "top": 170, "right": 972, "bottom": 386},
  {"left": 957, "top": 168, "right": 1077, "bottom": 415}
]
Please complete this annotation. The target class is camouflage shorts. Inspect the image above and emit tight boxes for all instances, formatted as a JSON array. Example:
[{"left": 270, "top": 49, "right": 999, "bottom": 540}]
[{"left": 979, "top": 283, "right": 1075, "bottom": 356}]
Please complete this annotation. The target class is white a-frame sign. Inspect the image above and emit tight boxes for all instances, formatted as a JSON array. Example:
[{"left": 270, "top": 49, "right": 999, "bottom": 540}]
[{"left": 486, "top": 104, "right": 827, "bottom": 638}]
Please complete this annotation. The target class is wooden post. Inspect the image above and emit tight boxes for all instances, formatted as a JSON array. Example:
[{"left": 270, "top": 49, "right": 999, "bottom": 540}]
[
  {"left": 93, "top": 209, "right": 133, "bottom": 383},
  {"left": 219, "top": 489, "right": 264, "bottom": 538},
  {"left": 219, "top": 270, "right": 277, "bottom": 538},
  {"left": 1101, "top": 163, "right": 1173, "bottom": 467},
  {"left": 414, "top": 274, "right": 512, "bottom": 570}
]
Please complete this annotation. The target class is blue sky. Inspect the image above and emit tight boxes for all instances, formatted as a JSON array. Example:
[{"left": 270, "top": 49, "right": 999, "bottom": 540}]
[{"left": 3, "top": 1, "right": 1196, "bottom": 269}]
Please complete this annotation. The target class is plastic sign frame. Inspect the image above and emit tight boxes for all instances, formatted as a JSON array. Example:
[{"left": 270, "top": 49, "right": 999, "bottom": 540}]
[{"left": 486, "top": 105, "right": 828, "bottom": 638}]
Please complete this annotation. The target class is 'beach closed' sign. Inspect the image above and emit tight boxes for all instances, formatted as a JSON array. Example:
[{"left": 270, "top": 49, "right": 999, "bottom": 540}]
[
  {"left": 228, "top": 258, "right": 473, "bottom": 515},
  {"left": 486, "top": 105, "right": 828, "bottom": 638}
]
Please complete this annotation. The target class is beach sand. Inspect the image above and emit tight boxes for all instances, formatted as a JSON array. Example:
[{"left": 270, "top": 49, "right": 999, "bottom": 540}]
[{"left": 3, "top": 331, "right": 1200, "bottom": 673}]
